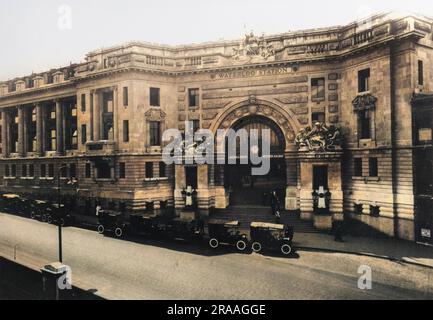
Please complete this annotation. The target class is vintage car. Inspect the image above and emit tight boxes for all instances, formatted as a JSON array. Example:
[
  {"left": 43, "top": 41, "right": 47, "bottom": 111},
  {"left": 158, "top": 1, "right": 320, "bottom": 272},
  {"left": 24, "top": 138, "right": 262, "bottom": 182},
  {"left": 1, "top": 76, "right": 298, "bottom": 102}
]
[
  {"left": 45, "top": 203, "right": 75, "bottom": 226},
  {"left": 97, "top": 210, "right": 127, "bottom": 238},
  {"left": 0, "top": 193, "right": 32, "bottom": 216},
  {"left": 207, "top": 219, "right": 248, "bottom": 252},
  {"left": 160, "top": 216, "right": 205, "bottom": 242},
  {"left": 129, "top": 213, "right": 159, "bottom": 236},
  {"left": 250, "top": 222, "right": 294, "bottom": 256},
  {"left": 29, "top": 200, "right": 53, "bottom": 222}
]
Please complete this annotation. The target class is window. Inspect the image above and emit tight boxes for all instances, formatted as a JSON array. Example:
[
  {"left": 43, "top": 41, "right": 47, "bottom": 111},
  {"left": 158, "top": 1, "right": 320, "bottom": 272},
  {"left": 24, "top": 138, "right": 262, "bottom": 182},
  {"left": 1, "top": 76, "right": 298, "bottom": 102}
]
[
  {"left": 370, "top": 205, "right": 380, "bottom": 217},
  {"left": 11, "top": 164, "right": 16, "bottom": 177},
  {"left": 71, "top": 130, "right": 78, "bottom": 150},
  {"left": 150, "top": 87, "right": 160, "bottom": 106},
  {"left": 369, "top": 158, "right": 378, "bottom": 177},
  {"left": 119, "top": 162, "right": 126, "bottom": 179},
  {"left": 358, "top": 109, "right": 371, "bottom": 139},
  {"left": 159, "top": 162, "right": 166, "bottom": 178},
  {"left": 355, "top": 203, "right": 363, "bottom": 215},
  {"left": 96, "top": 162, "right": 111, "bottom": 179},
  {"left": 22, "top": 164, "right": 27, "bottom": 177},
  {"left": 313, "top": 165, "right": 328, "bottom": 190},
  {"left": 354, "top": 158, "right": 363, "bottom": 177},
  {"left": 145, "top": 162, "right": 154, "bottom": 179},
  {"left": 123, "top": 87, "right": 128, "bottom": 107},
  {"left": 358, "top": 68, "right": 370, "bottom": 92},
  {"left": 123, "top": 120, "right": 129, "bottom": 143},
  {"left": 312, "top": 112, "right": 325, "bottom": 123},
  {"left": 311, "top": 78, "right": 325, "bottom": 101},
  {"left": 81, "top": 124, "right": 87, "bottom": 145},
  {"left": 85, "top": 163, "right": 91, "bottom": 178},
  {"left": 192, "top": 120, "right": 200, "bottom": 133},
  {"left": 81, "top": 94, "right": 86, "bottom": 112},
  {"left": 5, "top": 164, "right": 10, "bottom": 177},
  {"left": 70, "top": 163, "right": 76, "bottom": 179},
  {"left": 50, "top": 129, "right": 57, "bottom": 151},
  {"left": 60, "top": 165, "right": 67, "bottom": 178},
  {"left": 149, "top": 121, "right": 161, "bottom": 146},
  {"left": 188, "top": 88, "right": 199, "bottom": 107},
  {"left": 48, "top": 164, "right": 54, "bottom": 178},
  {"left": 40, "top": 164, "right": 46, "bottom": 177},
  {"left": 29, "top": 164, "right": 34, "bottom": 177},
  {"left": 102, "top": 91, "right": 114, "bottom": 140},
  {"left": 418, "top": 60, "right": 424, "bottom": 86}
]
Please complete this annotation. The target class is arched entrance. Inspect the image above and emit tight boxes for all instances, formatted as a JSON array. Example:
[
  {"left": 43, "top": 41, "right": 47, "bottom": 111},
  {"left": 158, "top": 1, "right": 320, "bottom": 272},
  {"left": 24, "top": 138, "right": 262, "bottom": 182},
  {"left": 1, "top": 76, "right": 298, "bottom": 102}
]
[{"left": 224, "top": 115, "right": 287, "bottom": 207}]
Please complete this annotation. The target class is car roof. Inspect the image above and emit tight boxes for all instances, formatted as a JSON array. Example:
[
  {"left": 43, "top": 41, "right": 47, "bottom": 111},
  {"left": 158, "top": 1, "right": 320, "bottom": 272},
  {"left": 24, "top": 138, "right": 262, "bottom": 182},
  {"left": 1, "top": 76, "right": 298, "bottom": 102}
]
[
  {"left": 2, "top": 194, "right": 20, "bottom": 199},
  {"left": 250, "top": 222, "right": 285, "bottom": 230},
  {"left": 208, "top": 219, "right": 239, "bottom": 226}
]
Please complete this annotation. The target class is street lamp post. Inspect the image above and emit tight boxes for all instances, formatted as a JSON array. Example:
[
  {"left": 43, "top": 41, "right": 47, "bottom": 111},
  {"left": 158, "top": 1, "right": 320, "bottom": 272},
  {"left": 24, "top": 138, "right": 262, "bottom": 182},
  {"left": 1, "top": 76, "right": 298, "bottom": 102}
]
[
  {"left": 56, "top": 164, "right": 78, "bottom": 263},
  {"left": 57, "top": 165, "right": 67, "bottom": 263}
]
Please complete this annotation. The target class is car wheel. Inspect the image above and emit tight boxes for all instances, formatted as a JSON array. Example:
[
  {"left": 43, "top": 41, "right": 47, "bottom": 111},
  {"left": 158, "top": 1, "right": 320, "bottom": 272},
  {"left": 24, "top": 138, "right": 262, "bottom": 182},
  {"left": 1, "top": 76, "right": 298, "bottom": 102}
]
[
  {"left": 97, "top": 225, "right": 105, "bottom": 234},
  {"left": 30, "top": 212, "right": 36, "bottom": 219},
  {"left": 41, "top": 214, "right": 47, "bottom": 223},
  {"left": 209, "top": 238, "right": 219, "bottom": 249},
  {"left": 114, "top": 227, "right": 123, "bottom": 238},
  {"left": 281, "top": 243, "right": 292, "bottom": 256},
  {"left": 252, "top": 242, "right": 262, "bottom": 253},
  {"left": 236, "top": 240, "right": 247, "bottom": 252},
  {"left": 46, "top": 215, "right": 53, "bottom": 224}
]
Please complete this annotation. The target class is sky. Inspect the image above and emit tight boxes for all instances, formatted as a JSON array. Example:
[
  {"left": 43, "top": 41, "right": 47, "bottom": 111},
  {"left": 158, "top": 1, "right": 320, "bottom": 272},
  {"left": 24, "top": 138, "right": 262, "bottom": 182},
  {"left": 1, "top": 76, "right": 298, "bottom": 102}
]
[{"left": 0, "top": 0, "right": 432, "bottom": 80}]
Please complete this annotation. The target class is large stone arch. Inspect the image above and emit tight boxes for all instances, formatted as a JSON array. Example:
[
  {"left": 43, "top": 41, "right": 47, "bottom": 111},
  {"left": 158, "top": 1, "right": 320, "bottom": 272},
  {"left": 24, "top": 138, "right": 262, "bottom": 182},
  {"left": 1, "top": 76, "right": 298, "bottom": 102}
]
[{"left": 210, "top": 96, "right": 299, "bottom": 151}]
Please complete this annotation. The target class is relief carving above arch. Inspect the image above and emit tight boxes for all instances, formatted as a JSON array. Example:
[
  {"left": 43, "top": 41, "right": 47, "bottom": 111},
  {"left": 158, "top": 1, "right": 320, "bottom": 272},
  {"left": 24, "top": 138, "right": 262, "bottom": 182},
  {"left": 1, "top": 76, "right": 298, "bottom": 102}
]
[{"left": 211, "top": 98, "right": 299, "bottom": 149}]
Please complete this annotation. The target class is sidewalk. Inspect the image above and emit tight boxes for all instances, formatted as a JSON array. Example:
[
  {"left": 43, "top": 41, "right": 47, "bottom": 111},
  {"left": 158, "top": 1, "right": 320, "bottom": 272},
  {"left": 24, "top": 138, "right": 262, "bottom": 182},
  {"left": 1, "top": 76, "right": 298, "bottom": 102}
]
[{"left": 294, "top": 232, "right": 433, "bottom": 268}]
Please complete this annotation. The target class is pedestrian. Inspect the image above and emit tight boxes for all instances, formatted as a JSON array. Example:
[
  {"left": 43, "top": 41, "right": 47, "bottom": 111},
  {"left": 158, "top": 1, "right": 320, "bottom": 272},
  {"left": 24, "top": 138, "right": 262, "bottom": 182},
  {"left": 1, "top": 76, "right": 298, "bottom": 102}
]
[
  {"left": 334, "top": 222, "right": 344, "bottom": 242},
  {"left": 270, "top": 190, "right": 276, "bottom": 215},
  {"left": 275, "top": 210, "right": 281, "bottom": 224},
  {"left": 95, "top": 204, "right": 102, "bottom": 217}
]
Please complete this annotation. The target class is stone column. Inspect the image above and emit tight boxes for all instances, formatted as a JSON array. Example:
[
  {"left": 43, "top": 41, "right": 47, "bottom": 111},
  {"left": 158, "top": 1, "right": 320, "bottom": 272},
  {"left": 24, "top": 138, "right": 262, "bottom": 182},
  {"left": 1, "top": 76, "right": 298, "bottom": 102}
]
[
  {"left": 197, "top": 165, "right": 211, "bottom": 216},
  {"left": 174, "top": 165, "right": 186, "bottom": 212},
  {"left": 1, "top": 110, "right": 8, "bottom": 157},
  {"left": 35, "top": 103, "right": 44, "bottom": 156},
  {"left": 113, "top": 87, "right": 118, "bottom": 144},
  {"left": 214, "top": 164, "right": 228, "bottom": 209},
  {"left": 55, "top": 100, "right": 64, "bottom": 155},
  {"left": 93, "top": 92, "right": 100, "bottom": 141},
  {"left": 17, "top": 106, "right": 25, "bottom": 157},
  {"left": 285, "top": 156, "right": 299, "bottom": 211}
]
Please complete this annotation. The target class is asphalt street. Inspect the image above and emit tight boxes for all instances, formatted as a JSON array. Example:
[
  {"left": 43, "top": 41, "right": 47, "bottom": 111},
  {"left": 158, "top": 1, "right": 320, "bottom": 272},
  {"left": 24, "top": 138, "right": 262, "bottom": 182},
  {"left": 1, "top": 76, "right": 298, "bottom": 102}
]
[{"left": 0, "top": 212, "right": 432, "bottom": 299}]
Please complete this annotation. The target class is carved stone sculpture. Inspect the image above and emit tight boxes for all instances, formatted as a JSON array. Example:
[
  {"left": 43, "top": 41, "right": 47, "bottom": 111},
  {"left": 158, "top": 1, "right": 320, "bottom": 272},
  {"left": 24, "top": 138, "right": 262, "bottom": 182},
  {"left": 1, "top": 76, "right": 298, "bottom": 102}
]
[{"left": 295, "top": 122, "right": 342, "bottom": 152}]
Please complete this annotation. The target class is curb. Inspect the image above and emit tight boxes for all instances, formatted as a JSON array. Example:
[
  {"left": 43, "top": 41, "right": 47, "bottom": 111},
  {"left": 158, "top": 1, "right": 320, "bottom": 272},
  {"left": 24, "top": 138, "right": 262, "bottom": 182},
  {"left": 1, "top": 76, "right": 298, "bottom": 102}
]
[{"left": 296, "top": 245, "right": 433, "bottom": 270}]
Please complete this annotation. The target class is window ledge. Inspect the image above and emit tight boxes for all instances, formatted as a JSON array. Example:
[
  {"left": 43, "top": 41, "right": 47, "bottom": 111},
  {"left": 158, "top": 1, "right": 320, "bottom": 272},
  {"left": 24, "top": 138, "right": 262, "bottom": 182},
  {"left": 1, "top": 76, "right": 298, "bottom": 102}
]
[
  {"left": 4, "top": 176, "right": 16, "bottom": 180},
  {"left": 40, "top": 177, "right": 55, "bottom": 181},
  {"left": 144, "top": 177, "right": 168, "bottom": 182},
  {"left": 95, "top": 178, "right": 115, "bottom": 182},
  {"left": 352, "top": 176, "right": 381, "bottom": 182},
  {"left": 20, "top": 177, "right": 35, "bottom": 180}
]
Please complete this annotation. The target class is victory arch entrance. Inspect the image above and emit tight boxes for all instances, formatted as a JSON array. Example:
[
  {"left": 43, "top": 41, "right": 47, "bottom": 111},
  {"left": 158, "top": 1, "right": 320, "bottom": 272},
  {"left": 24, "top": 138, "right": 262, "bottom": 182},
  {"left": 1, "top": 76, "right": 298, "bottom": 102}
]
[{"left": 223, "top": 116, "right": 287, "bottom": 207}]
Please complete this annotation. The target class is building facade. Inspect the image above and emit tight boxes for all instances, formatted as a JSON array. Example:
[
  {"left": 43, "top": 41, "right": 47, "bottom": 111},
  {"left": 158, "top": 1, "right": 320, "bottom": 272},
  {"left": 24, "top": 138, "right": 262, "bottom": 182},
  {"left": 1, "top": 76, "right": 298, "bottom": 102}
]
[{"left": 0, "top": 13, "right": 432, "bottom": 241}]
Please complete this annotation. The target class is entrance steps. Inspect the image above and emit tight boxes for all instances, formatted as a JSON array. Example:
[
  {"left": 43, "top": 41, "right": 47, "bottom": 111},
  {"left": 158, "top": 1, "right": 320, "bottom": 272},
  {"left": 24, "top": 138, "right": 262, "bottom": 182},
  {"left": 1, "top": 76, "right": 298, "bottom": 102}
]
[{"left": 211, "top": 206, "right": 320, "bottom": 234}]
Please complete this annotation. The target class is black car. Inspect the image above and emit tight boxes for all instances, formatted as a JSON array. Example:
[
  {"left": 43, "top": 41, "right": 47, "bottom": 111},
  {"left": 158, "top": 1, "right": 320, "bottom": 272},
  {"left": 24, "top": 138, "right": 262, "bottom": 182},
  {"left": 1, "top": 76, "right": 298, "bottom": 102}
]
[
  {"left": 97, "top": 210, "right": 127, "bottom": 238},
  {"left": 29, "top": 199, "right": 53, "bottom": 222},
  {"left": 250, "top": 222, "right": 294, "bottom": 256},
  {"left": 45, "top": 203, "right": 75, "bottom": 226},
  {"left": 207, "top": 219, "right": 248, "bottom": 252},
  {"left": 129, "top": 213, "right": 159, "bottom": 236},
  {"left": 161, "top": 216, "right": 205, "bottom": 242},
  {"left": 1, "top": 193, "right": 32, "bottom": 216}
]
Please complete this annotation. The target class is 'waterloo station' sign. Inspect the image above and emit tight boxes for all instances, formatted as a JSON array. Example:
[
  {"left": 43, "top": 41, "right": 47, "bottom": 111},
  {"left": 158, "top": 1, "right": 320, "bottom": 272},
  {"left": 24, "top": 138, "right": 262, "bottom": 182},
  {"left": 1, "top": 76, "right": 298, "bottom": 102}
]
[{"left": 210, "top": 67, "right": 292, "bottom": 80}]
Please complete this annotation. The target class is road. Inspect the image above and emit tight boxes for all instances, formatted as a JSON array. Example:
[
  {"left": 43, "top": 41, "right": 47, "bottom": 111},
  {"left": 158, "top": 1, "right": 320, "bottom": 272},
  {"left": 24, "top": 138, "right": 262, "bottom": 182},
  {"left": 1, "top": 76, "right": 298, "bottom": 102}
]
[{"left": 0, "top": 212, "right": 432, "bottom": 300}]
